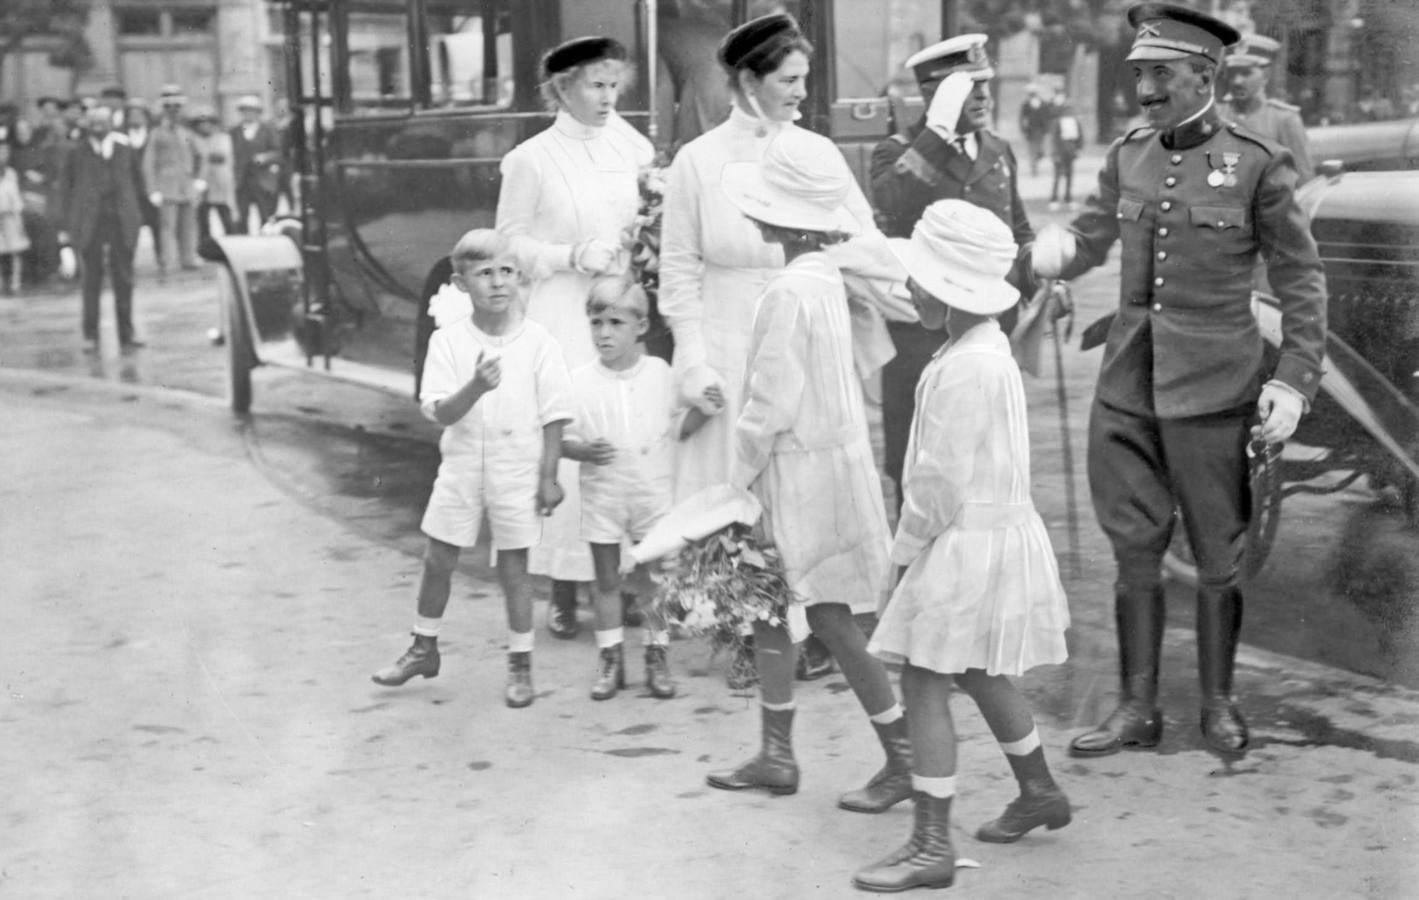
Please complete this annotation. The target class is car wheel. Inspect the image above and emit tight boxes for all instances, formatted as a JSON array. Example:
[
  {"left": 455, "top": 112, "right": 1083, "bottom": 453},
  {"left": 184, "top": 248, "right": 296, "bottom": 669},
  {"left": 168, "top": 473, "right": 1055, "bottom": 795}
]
[{"left": 221, "top": 265, "right": 255, "bottom": 414}]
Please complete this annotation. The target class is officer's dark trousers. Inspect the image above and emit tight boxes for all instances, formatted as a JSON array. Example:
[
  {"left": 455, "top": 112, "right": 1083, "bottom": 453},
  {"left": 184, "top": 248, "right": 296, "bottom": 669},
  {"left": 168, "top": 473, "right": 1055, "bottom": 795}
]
[
  {"left": 882, "top": 321, "right": 947, "bottom": 512},
  {"left": 1087, "top": 400, "right": 1251, "bottom": 700},
  {"left": 79, "top": 208, "right": 137, "bottom": 344}
]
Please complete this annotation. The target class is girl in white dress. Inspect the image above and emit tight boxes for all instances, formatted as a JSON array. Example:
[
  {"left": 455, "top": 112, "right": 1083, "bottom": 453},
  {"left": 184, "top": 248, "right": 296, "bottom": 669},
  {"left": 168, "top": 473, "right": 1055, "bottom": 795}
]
[
  {"left": 496, "top": 36, "right": 655, "bottom": 636},
  {"left": 855, "top": 200, "right": 1071, "bottom": 893},
  {"left": 703, "top": 125, "right": 913, "bottom": 817}
]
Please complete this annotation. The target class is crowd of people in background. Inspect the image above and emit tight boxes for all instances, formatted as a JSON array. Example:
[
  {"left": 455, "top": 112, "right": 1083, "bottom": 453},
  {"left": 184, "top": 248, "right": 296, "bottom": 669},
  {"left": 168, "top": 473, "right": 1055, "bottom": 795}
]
[
  {"left": 1017, "top": 85, "right": 1084, "bottom": 210},
  {"left": 0, "top": 87, "right": 293, "bottom": 301}
]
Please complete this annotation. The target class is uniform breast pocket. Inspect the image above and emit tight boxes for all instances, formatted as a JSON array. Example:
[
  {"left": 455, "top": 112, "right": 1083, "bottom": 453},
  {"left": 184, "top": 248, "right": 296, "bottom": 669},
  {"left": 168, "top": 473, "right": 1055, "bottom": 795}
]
[
  {"left": 1188, "top": 205, "right": 1254, "bottom": 257},
  {"left": 1116, "top": 196, "right": 1147, "bottom": 239}
]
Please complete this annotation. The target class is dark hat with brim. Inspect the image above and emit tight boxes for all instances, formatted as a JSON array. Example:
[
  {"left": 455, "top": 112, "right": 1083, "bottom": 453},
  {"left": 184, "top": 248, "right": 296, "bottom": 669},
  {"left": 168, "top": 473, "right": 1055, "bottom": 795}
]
[
  {"left": 541, "top": 36, "right": 628, "bottom": 78},
  {"left": 35, "top": 95, "right": 67, "bottom": 109},
  {"left": 717, "top": 12, "right": 801, "bottom": 72},
  {"left": 1224, "top": 34, "right": 1280, "bottom": 69},
  {"left": 1125, "top": 3, "right": 1238, "bottom": 65}
]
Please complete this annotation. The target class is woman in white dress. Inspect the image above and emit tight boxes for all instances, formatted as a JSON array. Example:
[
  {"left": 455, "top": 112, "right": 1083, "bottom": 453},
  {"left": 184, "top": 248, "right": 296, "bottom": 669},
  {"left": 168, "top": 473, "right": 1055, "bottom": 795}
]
[
  {"left": 496, "top": 36, "right": 654, "bottom": 638},
  {"left": 659, "top": 12, "right": 901, "bottom": 686},
  {"left": 703, "top": 124, "right": 913, "bottom": 817}
]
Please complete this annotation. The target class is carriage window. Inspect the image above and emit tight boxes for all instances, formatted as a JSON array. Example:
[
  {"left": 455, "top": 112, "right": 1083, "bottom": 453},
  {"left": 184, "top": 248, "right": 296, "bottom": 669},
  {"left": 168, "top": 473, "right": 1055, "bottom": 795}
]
[
  {"left": 426, "top": 0, "right": 516, "bottom": 109},
  {"left": 346, "top": 7, "right": 415, "bottom": 113}
]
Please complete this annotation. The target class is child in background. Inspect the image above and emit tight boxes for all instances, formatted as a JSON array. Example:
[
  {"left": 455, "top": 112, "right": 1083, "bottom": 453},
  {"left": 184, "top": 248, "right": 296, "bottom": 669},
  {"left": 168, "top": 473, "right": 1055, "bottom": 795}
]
[
  {"left": 371, "top": 229, "right": 571, "bottom": 709},
  {"left": 562, "top": 275, "right": 721, "bottom": 700},
  {"left": 0, "top": 141, "right": 30, "bottom": 293},
  {"left": 1048, "top": 97, "right": 1083, "bottom": 211},
  {"left": 855, "top": 200, "right": 1071, "bottom": 893}
]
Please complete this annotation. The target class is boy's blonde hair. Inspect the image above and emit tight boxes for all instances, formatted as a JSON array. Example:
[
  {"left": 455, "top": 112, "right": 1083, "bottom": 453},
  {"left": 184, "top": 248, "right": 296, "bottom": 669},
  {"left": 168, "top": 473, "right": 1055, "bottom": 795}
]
[
  {"left": 585, "top": 275, "right": 649, "bottom": 319},
  {"left": 450, "top": 229, "right": 511, "bottom": 270}
]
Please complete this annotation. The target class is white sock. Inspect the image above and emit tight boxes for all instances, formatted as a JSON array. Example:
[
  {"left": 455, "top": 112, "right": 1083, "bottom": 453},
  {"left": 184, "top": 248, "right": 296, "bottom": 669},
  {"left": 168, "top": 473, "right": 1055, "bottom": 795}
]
[
  {"left": 595, "top": 627, "right": 624, "bottom": 650},
  {"left": 912, "top": 774, "right": 957, "bottom": 798},
  {"left": 869, "top": 703, "right": 905, "bottom": 725},
  {"left": 646, "top": 629, "right": 670, "bottom": 647},
  {"left": 1000, "top": 726, "right": 1042, "bottom": 756},
  {"left": 760, "top": 698, "right": 796, "bottom": 712},
  {"left": 412, "top": 616, "right": 442, "bottom": 638},
  {"left": 507, "top": 630, "right": 534, "bottom": 653}
]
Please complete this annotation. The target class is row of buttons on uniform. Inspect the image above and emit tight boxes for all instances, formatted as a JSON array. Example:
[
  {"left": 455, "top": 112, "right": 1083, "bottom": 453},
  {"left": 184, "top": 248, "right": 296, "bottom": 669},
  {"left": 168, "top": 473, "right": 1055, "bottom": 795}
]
[{"left": 1149, "top": 154, "right": 1187, "bottom": 311}]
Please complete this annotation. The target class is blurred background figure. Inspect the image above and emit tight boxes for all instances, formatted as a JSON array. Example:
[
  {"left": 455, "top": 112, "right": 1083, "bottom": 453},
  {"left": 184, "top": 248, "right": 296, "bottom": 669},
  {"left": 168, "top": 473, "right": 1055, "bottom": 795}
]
[
  {"left": 272, "top": 98, "right": 297, "bottom": 215},
  {"left": 230, "top": 95, "right": 282, "bottom": 233},
  {"left": 190, "top": 106, "right": 235, "bottom": 255},
  {"left": 56, "top": 105, "right": 146, "bottom": 351},
  {"left": 98, "top": 86, "right": 128, "bottom": 129},
  {"left": 1018, "top": 83, "right": 1052, "bottom": 176},
  {"left": 1221, "top": 35, "right": 1313, "bottom": 183},
  {"left": 144, "top": 86, "right": 201, "bottom": 275},
  {"left": 124, "top": 100, "right": 163, "bottom": 272},
  {"left": 0, "top": 140, "right": 30, "bottom": 294},
  {"left": 1048, "top": 95, "right": 1083, "bottom": 210}
]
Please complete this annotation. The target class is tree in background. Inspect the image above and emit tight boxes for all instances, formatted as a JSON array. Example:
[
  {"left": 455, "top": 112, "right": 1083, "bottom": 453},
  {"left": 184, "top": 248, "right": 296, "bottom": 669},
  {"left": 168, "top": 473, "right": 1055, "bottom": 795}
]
[{"left": 0, "top": 0, "right": 93, "bottom": 96}]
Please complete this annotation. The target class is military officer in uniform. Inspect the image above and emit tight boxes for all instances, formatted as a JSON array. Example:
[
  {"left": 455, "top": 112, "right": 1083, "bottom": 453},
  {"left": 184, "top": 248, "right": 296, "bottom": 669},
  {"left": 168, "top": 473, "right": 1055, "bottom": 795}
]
[
  {"left": 869, "top": 34, "right": 1036, "bottom": 511},
  {"left": 1034, "top": 3, "right": 1326, "bottom": 757},
  {"left": 1221, "top": 35, "right": 1313, "bottom": 183}
]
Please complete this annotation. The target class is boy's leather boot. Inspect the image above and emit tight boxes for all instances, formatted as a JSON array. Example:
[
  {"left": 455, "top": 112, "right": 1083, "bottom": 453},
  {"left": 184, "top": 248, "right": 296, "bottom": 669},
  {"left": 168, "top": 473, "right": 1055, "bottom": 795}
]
[
  {"left": 645, "top": 644, "right": 676, "bottom": 699},
  {"left": 505, "top": 651, "right": 534, "bottom": 708},
  {"left": 590, "top": 643, "right": 626, "bottom": 701},
  {"left": 371, "top": 633, "right": 439, "bottom": 686},
  {"left": 547, "top": 580, "right": 580, "bottom": 639}
]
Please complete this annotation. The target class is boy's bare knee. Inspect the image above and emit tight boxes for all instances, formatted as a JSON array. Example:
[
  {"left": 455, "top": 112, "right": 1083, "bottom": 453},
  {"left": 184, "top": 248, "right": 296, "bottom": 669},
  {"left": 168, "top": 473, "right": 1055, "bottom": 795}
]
[{"left": 423, "top": 538, "right": 461, "bottom": 574}]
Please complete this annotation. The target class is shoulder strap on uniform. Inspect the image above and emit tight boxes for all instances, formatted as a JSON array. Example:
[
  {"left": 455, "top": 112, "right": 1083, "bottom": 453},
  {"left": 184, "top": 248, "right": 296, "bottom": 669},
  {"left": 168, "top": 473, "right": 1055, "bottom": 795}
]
[
  {"left": 1121, "top": 124, "right": 1156, "bottom": 144},
  {"left": 1226, "top": 121, "right": 1279, "bottom": 156},
  {"left": 1266, "top": 97, "right": 1301, "bottom": 112}
]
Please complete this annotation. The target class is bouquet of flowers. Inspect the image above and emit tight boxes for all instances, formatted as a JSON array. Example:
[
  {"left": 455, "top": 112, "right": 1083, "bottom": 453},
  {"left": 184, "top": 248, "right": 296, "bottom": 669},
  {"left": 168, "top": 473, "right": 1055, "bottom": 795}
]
[
  {"left": 623, "top": 157, "right": 673, "bottom": 349},
  {"left": 651, "top": 523, "right": 798, "bottom": 655}
]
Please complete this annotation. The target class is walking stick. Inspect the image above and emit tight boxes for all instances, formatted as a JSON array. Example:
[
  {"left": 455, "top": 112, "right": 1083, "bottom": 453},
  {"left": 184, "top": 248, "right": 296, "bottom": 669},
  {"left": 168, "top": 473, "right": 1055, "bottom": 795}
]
[{"left": 1047, "top": 280, "right": 1083, "bottom": 577}]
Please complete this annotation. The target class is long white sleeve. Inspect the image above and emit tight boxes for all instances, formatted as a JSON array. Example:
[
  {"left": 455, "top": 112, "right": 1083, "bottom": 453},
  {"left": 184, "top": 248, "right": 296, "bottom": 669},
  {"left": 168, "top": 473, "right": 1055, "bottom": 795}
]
[
  {"left": 496, "top": 148, "right": 575, "bottom": 282},
  {"left": 731, "top": 284, "right": 807, "bottom": 489},
  {"left": 891, "top": 360, "right": 992, "bottom": 567},
  {"left": 657, "top": 148, "right": 708, "bottom": 370}
]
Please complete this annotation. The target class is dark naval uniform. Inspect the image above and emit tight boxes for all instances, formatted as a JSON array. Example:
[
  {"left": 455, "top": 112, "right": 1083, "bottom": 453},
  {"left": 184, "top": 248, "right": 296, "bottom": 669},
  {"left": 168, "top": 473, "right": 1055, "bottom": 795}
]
[
  {"left": 1060, "top": 101, "right": 1326, "bottom": 755},
  {"left": 1220, "top": 97, "right": 1313, "bottom": 182},
  {"left": 870, "top": 121, "right": 1035, "bottom": 507}
]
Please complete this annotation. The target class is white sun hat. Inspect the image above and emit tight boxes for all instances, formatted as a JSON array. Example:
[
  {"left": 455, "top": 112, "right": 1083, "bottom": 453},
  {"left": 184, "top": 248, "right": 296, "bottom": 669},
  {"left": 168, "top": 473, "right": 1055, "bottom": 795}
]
[
  {"left": 889, "top": 199, "right": 1019, "bottom": 315},
  {"left": 721, "top": 129, "right": 860, "bottom": 235}
]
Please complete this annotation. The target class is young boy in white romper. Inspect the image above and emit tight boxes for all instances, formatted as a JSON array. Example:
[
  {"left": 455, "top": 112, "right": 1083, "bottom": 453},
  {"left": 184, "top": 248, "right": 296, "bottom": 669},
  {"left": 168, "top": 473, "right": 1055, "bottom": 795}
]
[
  {"left": 371, "top": 229, "right": 571, "bottom": 709},
  {"left": 562, "top": 275, "right": 721, "bottom": 701}
]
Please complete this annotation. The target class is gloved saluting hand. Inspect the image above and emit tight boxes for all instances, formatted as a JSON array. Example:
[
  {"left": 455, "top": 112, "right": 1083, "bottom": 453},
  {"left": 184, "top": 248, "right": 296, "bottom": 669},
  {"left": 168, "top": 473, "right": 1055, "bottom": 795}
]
[{"left": 925, "top": 71, "right": 975, "bottom": 140}]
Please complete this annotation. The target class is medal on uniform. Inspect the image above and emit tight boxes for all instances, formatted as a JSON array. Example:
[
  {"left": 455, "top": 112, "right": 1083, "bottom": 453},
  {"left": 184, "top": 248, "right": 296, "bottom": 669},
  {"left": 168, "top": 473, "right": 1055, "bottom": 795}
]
[
  {"left": 1222, "top": 151, "right": 1240, "bottom": 187},
  {"left": 1207, "top": 168, "right": 1225, "bottom": 188}
]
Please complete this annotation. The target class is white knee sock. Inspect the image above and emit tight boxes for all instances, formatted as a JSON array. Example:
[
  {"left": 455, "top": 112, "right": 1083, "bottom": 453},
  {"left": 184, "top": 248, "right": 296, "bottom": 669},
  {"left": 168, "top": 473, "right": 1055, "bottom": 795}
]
[
  {"left": 1000, "top": 726, "right": 1041, "bottom": 756},
  {"left": 412, "top": 616, "right": 442, "bottom": 638},
  {"left": 912, "top": 774, "right": 957, "bottom": 798},
  {"left": 507, "top": 630, "right": 533, "bottom": 653},
  {"left": 869, "top": 703, "right": 905, "bottom": 725},
  {"left": 760, "top": 698, "right": 796, "bottom": 712},
  {"left": 595, "top": 627, "right": 624, "bottom": 649}
]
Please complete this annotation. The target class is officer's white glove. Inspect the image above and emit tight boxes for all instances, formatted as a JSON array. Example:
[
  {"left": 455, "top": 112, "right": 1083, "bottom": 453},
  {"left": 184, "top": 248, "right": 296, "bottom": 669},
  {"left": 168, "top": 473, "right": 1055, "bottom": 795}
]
[
  {"left": 573, "top": 239, "right": 622, "bottom": 275},
  {"left": 148, "top": 191, "right": 163, "bottom": 207},
  {"left": 925, "top": 71, "right": 974, "bottom": 139},
  {"left": 1032, "top": 224, "right": 1076, "bottom": 280},
  {"left": 1253, "top": 381, "right": 1305, "bottom": 444},
  {"left": 193, "top": 178, "right": 208, "bottom": 195}
]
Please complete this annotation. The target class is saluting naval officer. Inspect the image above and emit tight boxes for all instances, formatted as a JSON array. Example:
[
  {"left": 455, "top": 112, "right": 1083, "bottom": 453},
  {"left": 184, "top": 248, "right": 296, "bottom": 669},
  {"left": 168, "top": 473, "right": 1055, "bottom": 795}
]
[
  {"left": 1220, "top": 35, "right": 1313, "bottom": 183},
  {"left": 869, "top": 34, "right": 1036, "bottom": 512},
  {"left": 1034, "top": 3, "right": 1326, "bottom": 758}
]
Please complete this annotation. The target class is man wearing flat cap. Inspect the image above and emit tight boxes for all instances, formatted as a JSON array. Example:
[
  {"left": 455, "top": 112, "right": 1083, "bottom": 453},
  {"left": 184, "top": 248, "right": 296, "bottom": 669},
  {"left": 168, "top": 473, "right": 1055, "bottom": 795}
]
[
  {"left": 1034, "top": 2, "right": 1326, "bottom": 758},
  {"left": 869, "top": 33, "right": 1037, "bottom": 513},
  {"left": 1221, "top": 35, "right": 1312, "bottom": 183}
]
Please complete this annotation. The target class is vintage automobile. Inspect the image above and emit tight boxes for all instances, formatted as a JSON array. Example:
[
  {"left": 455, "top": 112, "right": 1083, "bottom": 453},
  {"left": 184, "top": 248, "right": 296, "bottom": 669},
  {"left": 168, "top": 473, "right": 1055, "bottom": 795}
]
[
  {"left": 215, "top": 0, "right": 949, "bottom": 412},
  {"left": 1162, "top": 142, "right": 1419, "bottom": 586}
]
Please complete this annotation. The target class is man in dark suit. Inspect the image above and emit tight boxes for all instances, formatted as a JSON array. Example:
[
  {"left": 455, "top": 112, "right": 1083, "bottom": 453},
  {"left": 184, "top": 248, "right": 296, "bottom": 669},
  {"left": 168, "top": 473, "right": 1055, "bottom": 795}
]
[
  {"left": 1036, "top": 3, "right": 1326, "bottom": 758},
  {"left": 229, "top": 94, "right": 282, "bottom": 233},
  {"left": 56, "top": 105, "right": 146, "bottom": 351},
  {"left": 869, "top": 34, "right": 1036, "bottom": 511}
]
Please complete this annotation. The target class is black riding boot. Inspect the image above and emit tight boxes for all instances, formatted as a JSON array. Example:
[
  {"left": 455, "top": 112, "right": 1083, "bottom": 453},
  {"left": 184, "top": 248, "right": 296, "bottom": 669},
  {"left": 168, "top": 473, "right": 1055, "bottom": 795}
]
[
  {"left": 1197, "top": 586, "right": 1248, "bottom": 755},
  {"left": 1070, "top": 586, "right": 1165, "bottom": 757}
]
